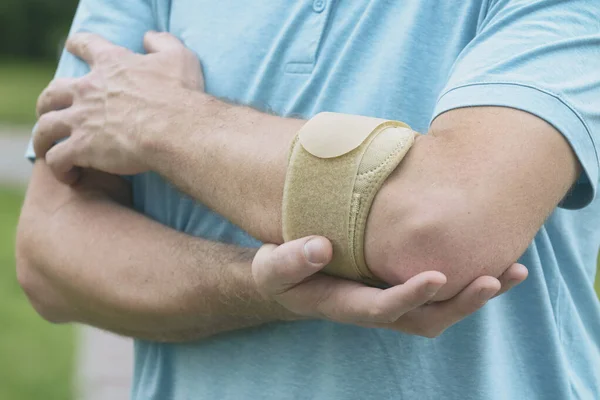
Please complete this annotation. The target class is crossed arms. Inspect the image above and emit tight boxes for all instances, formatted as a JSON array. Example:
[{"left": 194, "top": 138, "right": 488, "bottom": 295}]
[{"left": 16, "top": 32, "right": 579, "bottom": 341}]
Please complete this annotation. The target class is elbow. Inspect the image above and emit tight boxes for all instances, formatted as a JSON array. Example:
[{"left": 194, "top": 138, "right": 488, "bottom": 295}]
[
  {"left": 15, "top": 221, "right": 72, "bottom": 324},
  {"left": 399, "top": 215, "right": 499, "bottom": 301},
  {"left": 367, "top": 190, "right": 520, "bottom": 301}
]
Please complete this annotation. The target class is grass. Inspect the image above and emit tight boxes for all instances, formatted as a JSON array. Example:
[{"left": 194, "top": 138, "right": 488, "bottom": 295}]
[
  {"left": 0, "top": 187, "right": 74, "bottom": 400},
  {"left": 0, "top": 61, "right": 56, "bottom": 126},
  {"left": 597, "top": 254, "right": 600, "bottom": 296}
]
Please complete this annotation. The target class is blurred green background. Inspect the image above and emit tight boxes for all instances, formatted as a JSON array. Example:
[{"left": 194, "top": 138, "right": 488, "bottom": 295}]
[
  {"left": 0, "top": 2, "right": 599, "bottom": 400},
  {"left": 1, "top": 1, "right": 78, "bottom": 399}
]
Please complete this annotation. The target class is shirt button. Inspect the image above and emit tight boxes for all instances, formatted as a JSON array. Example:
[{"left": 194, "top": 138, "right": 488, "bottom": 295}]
[{"left": 313, "top": 0, "right": 326, "bottom": 13}]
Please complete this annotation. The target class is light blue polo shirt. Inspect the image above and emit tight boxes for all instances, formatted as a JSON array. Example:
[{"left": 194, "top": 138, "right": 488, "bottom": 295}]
[{"left": 29, "top": 0, "right": 600, "bottom": 398}]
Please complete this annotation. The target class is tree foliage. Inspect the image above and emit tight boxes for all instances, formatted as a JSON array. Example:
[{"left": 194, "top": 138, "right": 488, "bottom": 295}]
[{"left": 0, "top": 0, "right": 79, "bottom": 60}]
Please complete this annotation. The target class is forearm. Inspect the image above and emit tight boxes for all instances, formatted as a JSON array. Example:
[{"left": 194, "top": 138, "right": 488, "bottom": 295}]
[
  {"left": 17, "top": 163, "right": 292, "bottom": 342},
  {"left": 147, "top": 94, "right": 297, "bottom": 244}
]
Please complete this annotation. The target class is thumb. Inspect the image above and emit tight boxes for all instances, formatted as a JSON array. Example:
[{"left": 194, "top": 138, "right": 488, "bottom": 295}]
[
  {"left": 252, "top": 236, "right": 333, "bottom": 296},
  {"left": 143, "top": 31, "right": 185, "bottom": 53}
]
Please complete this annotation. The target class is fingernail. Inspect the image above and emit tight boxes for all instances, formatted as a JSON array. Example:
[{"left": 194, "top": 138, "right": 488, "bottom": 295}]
[
  {"left": 425, "top": 283, "right": 442, "bottom": 297},
  {"left": 478, "top": 288, "right": 497, "bottom": 303},
  {"left": 304, "top": 238, "right": 328, "bottom": 265}
]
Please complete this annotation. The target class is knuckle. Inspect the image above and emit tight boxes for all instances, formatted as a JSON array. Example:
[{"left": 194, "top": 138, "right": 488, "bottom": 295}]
[
  {"left": 69, "top": 106, "right": 84, "bottom": 126},
  {"left": 114, "top": 46, "right": 129, "bottom": 56},
  {"left": 75, "top": 76, "right": 96, "bottom": 96},
  {"left": 406, "top": 314, "right": 441, "bottom": 338},
  {"left": 283, "top": 245, "right": 306, "bottom": 270},
  {"left": 174, "top": 47, "right": 193, "bottom": 63},
  {"left": 313, "top": 289, "right": 336, "bottom": 319},
  {"left": 368, "top": 304, "right": 394, "bottom": 324},
  {"left": 96, "top": 48, "right": 115, "bottom": 62},
  {"left": 109, "top": 47, "right": 130, "bottom": 60},
  {"left": 36, "top": 78, "right": 75, "bottom": 115},
  {"left": 420, "top": 325, "right": 444, "bottom": 339},
  {"left": 37, "top": 112, "right": 55, "bottom": 130},
  {"left": 45, "top": 150, "right": 61, "bottom": 170},
  {"left": 80, "top": 39, "right": 91, "bottom": 55},
  {"left": 251, "top": 261, "right": 268, "bottom": 288},
  {"left": 36, "top": 90, "right": 49, "bottom": 114},
  {"left": 72, "top": 128, "right": 90, "bottom": 152},
  {"left": 420, "top": 329, "right": 437, "bottom": 339},
  {"left": 37, "top": 82, "right": 56, "bottom": 107},
  {"left": 251, "top": 247, "right": 276, "bottom": 290},
  {"left": 53, "top": 77, "right": 72, "bottom": 87},
  {"left": 73, "top": 78, "right": 87, "bottom": 95},
  {"left": 183, "top": 49, "right": 198, "bottom": 64}
]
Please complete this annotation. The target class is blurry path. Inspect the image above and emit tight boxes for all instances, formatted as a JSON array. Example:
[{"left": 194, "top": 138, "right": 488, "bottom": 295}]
[
  {"left": 0, "top": 133, "right": 32, "bottom": 185},
  {"left": 0, "top": 126, "right": 134, "bottom": 400},
  {"left": 77, "top": 327, "right": 133, "bottom": 400}
]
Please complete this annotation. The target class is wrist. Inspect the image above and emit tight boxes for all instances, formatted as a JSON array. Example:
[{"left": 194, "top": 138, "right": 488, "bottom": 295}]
[
  {"left": 230, "top": 248, "right": 305, "bottom": 323},
  {"left": 140, "top": 90, "right": 229, "bottom": 173}
]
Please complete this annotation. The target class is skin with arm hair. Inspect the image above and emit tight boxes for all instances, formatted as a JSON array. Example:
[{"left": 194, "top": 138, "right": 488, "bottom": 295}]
[
  {"left": 34, "top": 33, "right": 565, "bottom": 293},
  {"left": 144, "top": 100, "right": 570, "bottom": 302},
  {"left": 16, "top": 160, "right": 301, "bottom": 342},
  {"left": 21, "top": 31, "right": 526, "bottom": 338},
  {"left": 17, "top": 161, "right": 523, "bottom": 338},
  {"left": 31, "top": 32, "right": 535, "bottom": 336}
]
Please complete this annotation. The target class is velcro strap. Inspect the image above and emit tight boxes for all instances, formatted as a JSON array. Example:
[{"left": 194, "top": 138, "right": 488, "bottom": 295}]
[{"left": 282, "top": 112, "right": 416, "bottom": 284}]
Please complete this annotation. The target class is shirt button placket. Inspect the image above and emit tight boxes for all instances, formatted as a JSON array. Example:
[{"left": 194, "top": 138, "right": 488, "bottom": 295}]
[
  {"left": 312, "top": 0, "right": 326, "bottom": 13},
  {"left": 285, "top": 0, "right": 331, "bottom": 74}
]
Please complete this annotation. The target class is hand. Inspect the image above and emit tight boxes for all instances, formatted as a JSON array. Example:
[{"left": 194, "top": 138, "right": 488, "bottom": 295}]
[
  {"left": 253, "top": 236, "right": 528, "bottom": 337},
  {"left": 34, "top": 31, "right": 203, "bottom": 184}
]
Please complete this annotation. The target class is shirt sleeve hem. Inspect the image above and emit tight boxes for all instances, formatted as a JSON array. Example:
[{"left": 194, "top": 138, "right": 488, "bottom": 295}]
[
  {"left": 25, "top": 135, "right": 36, "bottom": 163},
  {"left": 432, "top": 82, "right": 598, "bottom": 209}
]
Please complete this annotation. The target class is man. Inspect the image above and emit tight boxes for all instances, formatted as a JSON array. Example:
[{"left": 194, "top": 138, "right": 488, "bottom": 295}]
[{"left": 16, "top": 0, "right": 600, "bottom": 399}]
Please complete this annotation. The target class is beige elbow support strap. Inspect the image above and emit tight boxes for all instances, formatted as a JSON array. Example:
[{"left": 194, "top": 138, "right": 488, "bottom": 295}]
[{"left": 282, "top": 112, "right": 417, "bottom": 285}]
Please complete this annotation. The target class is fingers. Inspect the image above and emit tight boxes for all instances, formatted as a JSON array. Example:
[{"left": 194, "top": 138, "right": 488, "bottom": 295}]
[
  {"left": 435, "top": 275, "right": 501, "bottom": 323},
  {"left": 381, "top": 264, "right": 528, "bottom": 337},
  {"left": 395, "top": 275, "right": 501, "bottom": 337},
  {"left": 494, "top": 263, "right": 528, "bottom": 298},
  {"left": 143, "top": 31, "right": 186, "bottom": 53},
  {"left": 252, "top": 236, "right": 333, "bottom": 296},
  {"left": 36, "top": 78, "right": 76, "bottom": 118},
  {"left": 33, "top": 110, "right": 73, "bottom": 158},
  {"left": 66, "top": 32, "right": 130, "bottom": 66},
  {"left": 253, "top": 237, "right": 447, "bottom": 324},
  {"left": 293, "top": 271, "right": 446, "bottom": 324},
  {"left": 45, "top": 140, "right": 81, "bottom": 185}
]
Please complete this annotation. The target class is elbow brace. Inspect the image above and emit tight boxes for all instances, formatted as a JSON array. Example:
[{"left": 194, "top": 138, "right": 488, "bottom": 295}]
[{"left": 282, "top": 112, "right": 417, "bottom": 285}]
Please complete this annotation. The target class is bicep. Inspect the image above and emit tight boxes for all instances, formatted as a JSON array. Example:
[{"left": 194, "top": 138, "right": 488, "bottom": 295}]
[
  {"left": 427, "top": 105, "right": 579, "bottom": 258},
  {"left": 430, "top": 105, "right": 580, "bottom": 219},
  {"left": 433, "top": 0, "right": 600, "bottom": 208}
]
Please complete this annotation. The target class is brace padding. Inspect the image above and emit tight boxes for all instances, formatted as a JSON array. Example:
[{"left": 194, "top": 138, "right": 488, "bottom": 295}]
[{"left": 282, "top": 112, "right": 417, "bottom": 284}]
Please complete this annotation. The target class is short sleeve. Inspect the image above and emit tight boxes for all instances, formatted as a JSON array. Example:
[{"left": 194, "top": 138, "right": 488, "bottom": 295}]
[
  {"left": 432, "top": 0, "right": 600, "bottom": 209},
  {"left": 26, "top": 0, "right": 159, "bottom": 161}
]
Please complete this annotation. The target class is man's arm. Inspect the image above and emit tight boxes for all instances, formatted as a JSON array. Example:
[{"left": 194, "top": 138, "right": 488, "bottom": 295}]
[
  {"left": 21, "top": 161, "right": 494, "bottom": 339},
  {"left": 24, "top": 32, "right": 527, "bottom": 341},
  {"left": 33, "top": 32, "right": 560, "bottom": 301},
  {"left": 16, "top": 160, "right": 295, "bottom": 342},
  {"left": 144, "top": 100, "right": 578, "bottom": 300}
]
